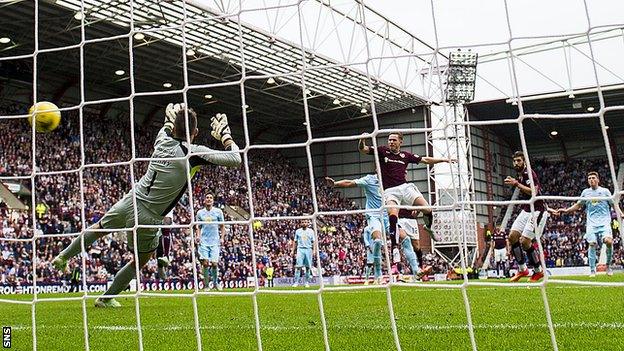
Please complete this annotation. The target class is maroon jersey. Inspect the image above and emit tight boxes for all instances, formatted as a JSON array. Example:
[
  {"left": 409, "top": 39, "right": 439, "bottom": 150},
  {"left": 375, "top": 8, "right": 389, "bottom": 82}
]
[
  {"left": 492, "top": 230, "right": 507, "bottom": 250},
  {"left": 368, "top": 145, "right": 421, "bottom": 189},
  {"left": 517, "top": 167, "right": 545, "bottom": 212}
]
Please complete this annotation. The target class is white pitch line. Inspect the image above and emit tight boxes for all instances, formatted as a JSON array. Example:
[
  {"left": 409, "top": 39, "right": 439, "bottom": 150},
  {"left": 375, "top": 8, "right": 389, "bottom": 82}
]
[{"left": 9, "top": 321, "right": 624, "bottom": 332}]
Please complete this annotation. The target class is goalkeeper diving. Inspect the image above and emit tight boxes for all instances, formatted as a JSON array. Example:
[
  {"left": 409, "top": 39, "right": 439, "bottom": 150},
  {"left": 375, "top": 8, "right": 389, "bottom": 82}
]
[{"left": 51, "top": 103, "right": 241, "bottom": 307}]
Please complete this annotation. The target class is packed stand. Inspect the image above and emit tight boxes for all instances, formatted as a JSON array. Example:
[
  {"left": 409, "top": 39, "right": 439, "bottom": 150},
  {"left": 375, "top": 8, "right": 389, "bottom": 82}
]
[{"left": 1, "top": 102, "right": 430, "bottom": 288}]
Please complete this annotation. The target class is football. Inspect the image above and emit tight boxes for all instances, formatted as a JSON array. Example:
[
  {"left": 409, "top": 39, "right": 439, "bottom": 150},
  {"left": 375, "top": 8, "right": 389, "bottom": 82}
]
[{"left": 28, "top": 101, "right": 61, "bottom": 132}]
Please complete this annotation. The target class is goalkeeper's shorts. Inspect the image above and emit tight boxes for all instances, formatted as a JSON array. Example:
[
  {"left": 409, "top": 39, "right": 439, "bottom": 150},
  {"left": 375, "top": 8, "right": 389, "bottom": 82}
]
[{"left": 100, "top": 192, "right": 163, "bottom": 253}]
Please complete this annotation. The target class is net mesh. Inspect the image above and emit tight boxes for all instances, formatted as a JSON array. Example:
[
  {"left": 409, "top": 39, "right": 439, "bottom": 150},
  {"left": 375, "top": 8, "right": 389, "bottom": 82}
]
[{"left": 0, "top": 0, "right": 623, "bottom": 350}]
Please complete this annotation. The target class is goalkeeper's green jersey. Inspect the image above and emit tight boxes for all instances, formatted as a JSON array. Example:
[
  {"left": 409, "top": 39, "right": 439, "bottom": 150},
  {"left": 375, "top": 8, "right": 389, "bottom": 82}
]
[{"left": 134, "top": 126, "right": 241, "bottom": 217}]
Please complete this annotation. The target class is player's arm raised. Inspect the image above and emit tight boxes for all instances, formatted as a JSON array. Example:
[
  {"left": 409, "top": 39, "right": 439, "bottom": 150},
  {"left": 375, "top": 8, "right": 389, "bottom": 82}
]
[
  {"left": 358, "top": 133, "right": 372, "bottom": 155},
  {"left": 155, "top": 103, "right": 184, "bottom": 143},
  {"left": 420, "top": 156, "right": 456, "bottom": 165},
  {"left": 191, "top": 113, "right": 242, "bottom": 168}
]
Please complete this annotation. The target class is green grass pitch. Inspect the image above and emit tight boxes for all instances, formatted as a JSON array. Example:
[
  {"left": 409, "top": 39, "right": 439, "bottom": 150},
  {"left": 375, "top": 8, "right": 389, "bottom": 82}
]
[{"left": 2, "top": 275, "right": 623, "bottom": 351}]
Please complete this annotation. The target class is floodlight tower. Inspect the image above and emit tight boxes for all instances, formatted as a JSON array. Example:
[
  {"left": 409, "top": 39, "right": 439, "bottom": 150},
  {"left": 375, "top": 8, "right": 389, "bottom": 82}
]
[{"left": 424, "top": 50, "right": 480, "bottom": 269}]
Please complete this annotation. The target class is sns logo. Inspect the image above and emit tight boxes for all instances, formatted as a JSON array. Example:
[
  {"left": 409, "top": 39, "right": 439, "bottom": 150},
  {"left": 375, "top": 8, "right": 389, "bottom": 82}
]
[{"left": 2, "top": 326, "right": 10, "bottom": 349}]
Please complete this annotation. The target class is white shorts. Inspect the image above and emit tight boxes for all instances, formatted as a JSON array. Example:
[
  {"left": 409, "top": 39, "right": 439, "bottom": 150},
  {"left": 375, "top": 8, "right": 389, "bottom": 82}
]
[
  {"left": 494, "top": 248, "right": 506, "bottom": 263},
  {"left": 384, "top": 183, "right": 423, "bottom": 206},
  {"left": 510, "top": 210, "right": 546, "bottom": 240},
  {"left": 398, "top": 218, "right": 419, "bottom": 240}
]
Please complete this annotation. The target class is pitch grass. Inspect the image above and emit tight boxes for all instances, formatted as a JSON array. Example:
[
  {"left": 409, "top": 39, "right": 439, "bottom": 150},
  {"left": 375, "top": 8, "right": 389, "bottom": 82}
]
[{"left": 2, "top": 274, "right": 624, "bottom": 351}]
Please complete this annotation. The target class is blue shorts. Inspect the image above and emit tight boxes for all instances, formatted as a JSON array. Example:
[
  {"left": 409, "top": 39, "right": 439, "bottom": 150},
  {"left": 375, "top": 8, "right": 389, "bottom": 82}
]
[
  {"left": 296, "top": 248, "right": 313, "bottom": 268},
  {"left": 584, "top": 225, "right": 612, "bottom": 244},
  {"left": 199, "top": 244, "right": 220, "bottom": 262}
]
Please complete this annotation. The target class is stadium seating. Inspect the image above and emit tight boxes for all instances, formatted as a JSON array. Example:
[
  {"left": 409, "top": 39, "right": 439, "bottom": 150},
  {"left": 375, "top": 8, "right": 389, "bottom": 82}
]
[{"left": 1, "top": 103, "right": 621, "bottom": 287}]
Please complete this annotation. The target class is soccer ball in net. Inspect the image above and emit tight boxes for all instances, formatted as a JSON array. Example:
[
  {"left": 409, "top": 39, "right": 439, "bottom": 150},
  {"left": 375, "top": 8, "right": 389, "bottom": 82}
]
[{"left": 28, "top": 101, "right": 61, "bottom": 133}]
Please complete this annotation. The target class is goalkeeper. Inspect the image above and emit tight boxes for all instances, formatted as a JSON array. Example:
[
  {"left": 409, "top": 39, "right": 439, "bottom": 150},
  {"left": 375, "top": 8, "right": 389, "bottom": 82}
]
[{"left": 52, "top": 103, "right": 241, "bottom": 307}]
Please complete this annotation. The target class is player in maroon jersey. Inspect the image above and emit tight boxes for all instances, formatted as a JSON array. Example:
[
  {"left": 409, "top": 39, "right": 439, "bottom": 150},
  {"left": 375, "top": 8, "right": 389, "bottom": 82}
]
[
  {"left": 359, "top": 132, "right": 454, "bottom": 248},
  {"left": 505, "top": 151, "right": 556, "bottom": 282},
  {"left": 490, "top": 228, "right": 508, "bottom": 278}
]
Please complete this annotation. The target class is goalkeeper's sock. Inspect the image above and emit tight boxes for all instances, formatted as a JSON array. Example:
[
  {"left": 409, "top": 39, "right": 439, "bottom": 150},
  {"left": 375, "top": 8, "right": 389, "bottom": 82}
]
[
  {"left": 389, "top": 214, "right": 398, "bottom": 247},
  {"left": 526, "top": 246, "right": 541, "bottom": 273},
  {"left": 401, "top": 238, "right": 419, "bottom": 274},
  {"left": 588, "top": 245, "right": 597, "bottom": 272},
  {"left": 606, "top": 244, "right": 613, "bottom": 266},
  {"left": 511, "top": 241, "right": 527, "bottom": 271},
  {"left": 60, "top": 229, "right": 102, "bottom": 259},
  {"left": 103, "top": 261, "right": 136, "bottom": 298},
  {"left": 210, "top": 266, "right": 218, "bottom": 285}
]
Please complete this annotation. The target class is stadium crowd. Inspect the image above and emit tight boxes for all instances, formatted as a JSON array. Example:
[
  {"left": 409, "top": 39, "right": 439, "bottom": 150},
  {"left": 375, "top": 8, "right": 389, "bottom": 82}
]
[
  {"left": 1, "top": 102, "right": 622, "bottom": 288},
  {"left": 0, "top": 102, "right": 444, "bottom": 287}
]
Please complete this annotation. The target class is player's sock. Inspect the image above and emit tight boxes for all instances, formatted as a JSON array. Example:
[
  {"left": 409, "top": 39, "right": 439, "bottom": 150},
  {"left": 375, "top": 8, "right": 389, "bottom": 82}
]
[
  {"left": 401, "top": 238, "right": 420, "bottom": 274},
  {"left": 372, "top": 239, "right": 383, "bottom": 279},
  {"left": 60, "top": 230, "right": 101, "bottom": 258},
  {"left": 606, "top": 244, "right": 613, "bottom": 266},
  {"left": 294, "top": 268, "right": 301, "bottom": 284},
  {"left": 588, "top": 245, "right": 597, "bottom": 272},
  {"left": 210, "top": 266, "right": 218, "bottom": 285},
  {"left": 511, "top": 242, "right": 527, "bottom": 271},
  {"left": 373, "top": 257, "right": 382, "bottom": 279},
  {"left": 102, "top": 261, "right": 136, "bottom": 298},
  {"left": 161, "top": 229, "right": 172, "bottom": 257},
  {"left": 364, "top": 265, "right": 371, "bottom": 279},
  {"left": 389, "top": 214, "right": 398, "bottom": 247},
  {"left": 203, "top": 266, "right": 211, "bottom": 284},
  {"left": 305, "top": 268, "right": 311, "bottom": 283},
  {"left": 526, "top": 246, "right": 541, "bottom": 273},
  {"left": 415, "top": 248, "right": 423, "bottom": 268}
]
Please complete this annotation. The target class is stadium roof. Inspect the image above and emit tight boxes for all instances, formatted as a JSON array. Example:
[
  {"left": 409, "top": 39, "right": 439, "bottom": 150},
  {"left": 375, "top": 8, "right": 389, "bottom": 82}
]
[
  {"left": 466, "top": 84, "right": 624, "bottom": 153},
  {"left": 1, "top": 0, "right": 428, "bottom": 142}
]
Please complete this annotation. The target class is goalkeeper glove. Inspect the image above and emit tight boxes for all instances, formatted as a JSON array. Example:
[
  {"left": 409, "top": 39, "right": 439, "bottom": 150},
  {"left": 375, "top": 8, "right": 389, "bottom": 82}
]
[
  {"left": 210, "top": 113, "right": 232, "bottom": 144},
  {"left": 164, "top": 103, "right": 185, "bottom": 130}
]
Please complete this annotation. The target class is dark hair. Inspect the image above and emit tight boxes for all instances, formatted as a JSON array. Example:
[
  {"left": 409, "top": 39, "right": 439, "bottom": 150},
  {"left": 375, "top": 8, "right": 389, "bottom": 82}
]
[
  {"left": 173, "top": 108, "right": 198, "bottom": 139},
  {"left": 512, "top": 151, "right": 524, "bottom": 159},
  {"left": 389, "top": 132, "right": 403, "bottom": 141},
  {"left": 587, "top": 171, "right": 599, "bottom": 178}
]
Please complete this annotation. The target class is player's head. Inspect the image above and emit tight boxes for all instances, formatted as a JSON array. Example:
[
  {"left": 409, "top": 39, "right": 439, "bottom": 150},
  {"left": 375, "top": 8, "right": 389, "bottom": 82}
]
[
  {"left": 302, "top": 219, "right": 310, "bottom": 228},
  {"left": 204, "top": 193, "right": 214, "bottom": 208},
  {"left": 512, "top": 151, "right": 525, "bottom": 171},
  {"left": 387, "top": 132, "right": 403, "bottom": 152},
  {"left": 173, "top": 108, "right": 199, "bottom": 141},
  {"left": 587, "top": 171, "right": 600, "bottom": 188}
]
